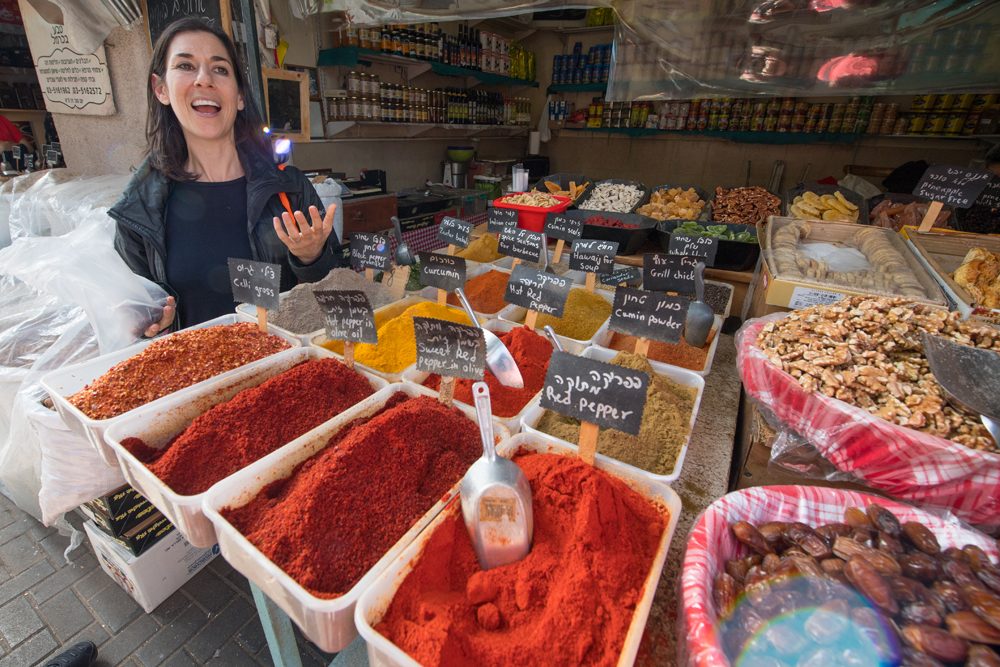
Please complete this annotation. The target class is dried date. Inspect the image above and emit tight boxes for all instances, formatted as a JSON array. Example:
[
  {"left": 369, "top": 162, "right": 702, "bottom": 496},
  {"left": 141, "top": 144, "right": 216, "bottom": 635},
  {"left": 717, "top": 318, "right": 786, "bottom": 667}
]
[
  {"left": 844, "top": 506, "right": 874, "bottom": 530},
  {"left": 879, "top": 531, "right": 905, "bottom": 556},
  {"left": 933, "top": 581, "right": 969, "bottom": 613},
  {"left": 867, "top": 503, "right": 902, "bottom": 537},
  {"left": 901, "top": 624, "right": 968, "bottom": 662},
  {"left": 901, "top": 603, "right": 942, "bottom": 627},
  {"left": 804, "top": 599, "right": 849, "bottom": 644},
  {"left": 900, "top": 552, "right": 941, "bottom": 583},
  {"left": 968, "top": 644, "right": 1000, "bottom": 667},
  {"left": 714, "top": 572, "right": 738, "bottom": 618},
  {"left": 845, "top": 556, "right": 898, "bottom": 614},
  {"left": 786, "top": 522, "right": 832, "bottom": 559},
  {"left": 945, "top": 611, "right": 1000, "bottom": 643},
  {"left": 966, "top": 588, "right": 1000, "bottom": 631},
  {"left": 733, "top": 521, "right": 773, "bottom": 555},
  {"left": 902, "top": 521, "right": 941, "bottom": 555}
]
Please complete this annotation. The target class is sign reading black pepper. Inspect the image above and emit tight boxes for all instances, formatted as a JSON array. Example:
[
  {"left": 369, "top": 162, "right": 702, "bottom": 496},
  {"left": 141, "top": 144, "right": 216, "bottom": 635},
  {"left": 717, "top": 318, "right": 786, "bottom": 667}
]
[
  {"left": 228, "top": 258, "right": 281, "bottom": 311},
  {"left": 569, "top": 239, "right": 619, "bottom": 274},
  {"left": 610, "top": 287, "right": 689, "bottom": 343},
  {"left": 540, "top": 350, "right": 648, "bottom": 435},
  {"left": 643, "top": 253, "right": 699, "bottom": 294},
  {"left": 437, "top": 216, "right": 474, "bottom": 249},
  {"left": 413, "top": 317, "right": 485, "bottom": 380},
  {"left": 311, "top": 290, "right": 377, "bottom": 344},
  {"left": 418, "top": 252, "right": 467, "bottom": 292},
  {"left": 350, "top": 232, "right": 392, "bottom": 272},
  {"left": 504, "top": 264, "right": 572, "bottom": 317}
]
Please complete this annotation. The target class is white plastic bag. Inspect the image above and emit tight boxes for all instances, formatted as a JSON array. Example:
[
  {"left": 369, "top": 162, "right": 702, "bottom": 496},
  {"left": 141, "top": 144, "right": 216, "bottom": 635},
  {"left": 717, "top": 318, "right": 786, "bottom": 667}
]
[{"left": 313, "top": 178, "right": 345, "bottom": 243}]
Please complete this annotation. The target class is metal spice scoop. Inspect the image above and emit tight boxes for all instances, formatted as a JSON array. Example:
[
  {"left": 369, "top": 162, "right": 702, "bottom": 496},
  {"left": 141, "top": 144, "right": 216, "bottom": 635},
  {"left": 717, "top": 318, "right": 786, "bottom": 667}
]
[
  {"left": 922, "top": 333, "right": 1000, "bottom": 445},
  {"left": 390, "top": 216, "right": 415, "bottom": 266},
  {"left": 543, "top": 325, "right": 564, "bottom": 352},
  {"left": 454, "top": 288, "right": 524, "bottom": 388},
  {"left": 460, "top": 382, "right": 533, "bottom": 570},
  {"left": 684, "top": 261, "right": 714, "bottom": 348}
]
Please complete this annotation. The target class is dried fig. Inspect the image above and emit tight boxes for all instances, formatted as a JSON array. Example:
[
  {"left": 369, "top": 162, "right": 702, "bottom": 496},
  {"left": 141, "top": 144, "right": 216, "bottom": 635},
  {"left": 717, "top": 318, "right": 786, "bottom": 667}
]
[
  {"left": 900, "top": 624, "right": 968, "bottom": 662},
  {"left": 867, "top": 503, "right": 902, "bottom": 537},
  {"left": 733, "top": 521, "right": 773, "bottom": 555},
  {"left": 845, "top": 556, "right": 898, "bottom": 614},
  {"left": 945, "top": 611, "right": 1000, "bottom": 643},
  {"left": 901, "top": 521, "right": 940, "bottom": 555}
]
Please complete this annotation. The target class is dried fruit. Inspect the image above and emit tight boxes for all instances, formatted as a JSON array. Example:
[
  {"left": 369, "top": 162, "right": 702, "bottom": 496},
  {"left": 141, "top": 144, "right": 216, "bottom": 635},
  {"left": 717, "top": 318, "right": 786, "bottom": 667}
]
[
  {"left": 804, "top": 599, "right": 849, "bottom": 644},
  {"left": 901, "top": 603, "right": 942, "bottom": 627},
  {"left": 844, "top": 507, "right": 874, "bottom": 530},
  {"left": 868, "top": 504, "right": 902, "bottom": 537},
  {"left": 786, "top": 522, "right": 832, "bottom": 559},
  {"left": 733, "top": 521, "right": 773, "bottom": 555},
  {"left": 933, "top": 581, "right": 969, "bottom": 613},
  {"left": 968, "top": 644, "right": 1000, "bottom": 667},
  {"left": 902, "top": 522, "right": 941, "bottom": 555},
  {"left": 845, "top": 557, "right": 898, "bottom": 614},
  {"left": 966, "top": 588, "right": 1000, "bottom": 631},
  {"left": 714, "top": 572, "right": 738, "bottom": 619},
  {"left": 900, "top": 552, "right": 941, "bottom": 583},
  {"left": 901, "top": 624, "right": 969, "bottom": 662},
  {"left": 945, "top": 611, "right": 1000, "bottom": 643}
]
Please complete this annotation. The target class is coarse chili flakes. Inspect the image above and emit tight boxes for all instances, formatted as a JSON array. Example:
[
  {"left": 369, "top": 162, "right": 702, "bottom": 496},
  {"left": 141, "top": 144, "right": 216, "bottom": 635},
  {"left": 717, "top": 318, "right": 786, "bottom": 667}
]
[{"left": 68, "top": 323, "right": 290, "bottom": 420}]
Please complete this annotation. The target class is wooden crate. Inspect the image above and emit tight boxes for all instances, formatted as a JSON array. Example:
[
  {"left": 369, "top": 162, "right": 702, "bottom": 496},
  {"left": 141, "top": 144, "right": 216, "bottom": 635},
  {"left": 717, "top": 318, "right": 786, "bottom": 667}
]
[
  {"left": 761, "top": 217, "right": 948, "bottom": 308},
  {"left": 907, "top": 231, "right": 1000, "bottom": 324}
]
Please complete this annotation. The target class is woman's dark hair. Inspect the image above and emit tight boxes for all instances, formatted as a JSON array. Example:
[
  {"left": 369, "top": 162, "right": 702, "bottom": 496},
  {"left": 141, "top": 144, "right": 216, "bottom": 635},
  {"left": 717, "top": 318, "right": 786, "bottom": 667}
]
[{"left": 146, "top": 18, "right": 269, "bottom": 181}]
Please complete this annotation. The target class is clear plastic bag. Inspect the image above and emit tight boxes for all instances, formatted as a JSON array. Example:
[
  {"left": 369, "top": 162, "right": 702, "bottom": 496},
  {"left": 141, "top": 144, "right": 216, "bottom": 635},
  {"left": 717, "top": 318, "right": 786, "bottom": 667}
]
[
  {"left": 736, "top": 313, "right": 1000, "bottom": 528},
  {"left": 6, "top": 170, "right": 128, "bottom": 240},
  {"left": 679, "top": 485, "right": 999, "bottom": 667}
]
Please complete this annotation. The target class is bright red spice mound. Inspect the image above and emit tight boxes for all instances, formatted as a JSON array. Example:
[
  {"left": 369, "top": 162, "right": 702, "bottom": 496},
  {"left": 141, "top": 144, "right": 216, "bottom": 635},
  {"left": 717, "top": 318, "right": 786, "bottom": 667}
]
[
  {"left": 423, "top": 326, "right": 552, "bottom": 417},
  {"left": 121, "top": 358, "right": 374, "bottom": 495},
  {"left": 222, "top": 394, "right": 481, "bottom": 599},
  {"left": 376, "top": 450, "right": 668, "bottom": 666}
]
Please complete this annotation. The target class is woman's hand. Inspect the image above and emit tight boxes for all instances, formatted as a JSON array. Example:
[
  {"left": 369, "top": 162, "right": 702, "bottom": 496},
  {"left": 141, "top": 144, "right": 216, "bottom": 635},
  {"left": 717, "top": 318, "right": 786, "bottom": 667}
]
[
  {"left": 145, "top": 296, "right": 176, "bottom": 337},
  {"left": 273, "top": 205, "right": 336, "bottom": 265}
]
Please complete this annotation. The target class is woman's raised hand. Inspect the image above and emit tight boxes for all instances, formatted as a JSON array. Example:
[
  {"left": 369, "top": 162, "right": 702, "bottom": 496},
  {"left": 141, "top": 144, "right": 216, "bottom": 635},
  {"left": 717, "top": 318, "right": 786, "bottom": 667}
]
[{"left": 273, "top": 204, "right": 336, "bottom": 265}]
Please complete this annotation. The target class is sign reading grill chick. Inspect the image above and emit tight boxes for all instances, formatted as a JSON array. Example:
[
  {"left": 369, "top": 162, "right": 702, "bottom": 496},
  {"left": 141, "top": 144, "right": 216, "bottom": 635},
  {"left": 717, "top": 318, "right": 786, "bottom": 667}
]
[
  {"left": 541, "top": 351, "right": 648, "bottom": 436},
  {"left": 413, "top": 318, "right": 485, "bottom": 380}
]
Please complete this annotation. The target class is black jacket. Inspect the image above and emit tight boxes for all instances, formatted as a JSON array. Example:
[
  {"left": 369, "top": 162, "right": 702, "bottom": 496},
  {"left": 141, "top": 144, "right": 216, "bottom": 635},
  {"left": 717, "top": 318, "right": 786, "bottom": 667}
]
[{"left": 109, "top": 146, "right": 345, "bottom": 327}]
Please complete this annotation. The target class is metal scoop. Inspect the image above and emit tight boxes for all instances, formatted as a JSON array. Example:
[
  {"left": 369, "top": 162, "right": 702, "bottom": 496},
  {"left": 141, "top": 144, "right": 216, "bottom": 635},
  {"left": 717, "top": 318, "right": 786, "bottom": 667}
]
[
  {"left": 390, "top": 215, "right": 415, "bottom": 266},
  {"left": 922, "top": 333, "right": 1000, "bottom": 445},
  {"left": 460, "top": 382, "right": 533, "bottom": 570},
  {"left": 454, "top": 288, "right": 524, "bottom": 388},
  {"left": 543, "top": 325, "right": 564, "bottom": 352},
  {"left": 685, "top": 261, "right": 714, "bottom": 348}
]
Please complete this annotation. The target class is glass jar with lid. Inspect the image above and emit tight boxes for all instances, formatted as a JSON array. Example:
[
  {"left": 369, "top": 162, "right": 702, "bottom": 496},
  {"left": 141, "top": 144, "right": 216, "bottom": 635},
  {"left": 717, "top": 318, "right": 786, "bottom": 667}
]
[{"left": 346, "top": 71, "right": 362, "bottom": 95}]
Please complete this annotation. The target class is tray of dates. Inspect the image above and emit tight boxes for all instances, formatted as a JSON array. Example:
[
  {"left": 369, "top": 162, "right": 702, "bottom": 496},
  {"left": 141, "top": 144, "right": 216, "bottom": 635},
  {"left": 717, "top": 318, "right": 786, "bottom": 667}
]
[{"left": 681, "top": 485, "right": 1000, "bottom": 667}]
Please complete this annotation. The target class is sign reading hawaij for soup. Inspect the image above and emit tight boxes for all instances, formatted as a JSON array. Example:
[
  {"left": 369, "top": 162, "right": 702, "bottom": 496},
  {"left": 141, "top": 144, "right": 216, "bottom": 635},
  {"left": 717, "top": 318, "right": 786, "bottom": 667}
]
[{"left": 20, "top": 0, "right": 115, "bottom": 115}]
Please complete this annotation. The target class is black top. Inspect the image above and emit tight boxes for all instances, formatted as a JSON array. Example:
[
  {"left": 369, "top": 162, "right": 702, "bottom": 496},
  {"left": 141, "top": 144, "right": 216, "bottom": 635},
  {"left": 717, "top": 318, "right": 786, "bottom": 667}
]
[{"left": 165, "top": 177, "right": 253, "bottom": 327}]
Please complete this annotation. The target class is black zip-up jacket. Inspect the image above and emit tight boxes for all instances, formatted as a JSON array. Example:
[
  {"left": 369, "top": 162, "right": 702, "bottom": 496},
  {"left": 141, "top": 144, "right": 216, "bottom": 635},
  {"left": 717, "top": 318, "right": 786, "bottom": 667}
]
[{"left": 109, "top": 147, "right": 345, "bottom": 329}]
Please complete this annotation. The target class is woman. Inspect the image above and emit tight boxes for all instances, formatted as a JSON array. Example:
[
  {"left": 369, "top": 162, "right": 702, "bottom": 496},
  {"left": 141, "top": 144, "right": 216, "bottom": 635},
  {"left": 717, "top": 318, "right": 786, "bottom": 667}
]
[{"left": 110, "top": 18, "right": 344, "bottom": 335}]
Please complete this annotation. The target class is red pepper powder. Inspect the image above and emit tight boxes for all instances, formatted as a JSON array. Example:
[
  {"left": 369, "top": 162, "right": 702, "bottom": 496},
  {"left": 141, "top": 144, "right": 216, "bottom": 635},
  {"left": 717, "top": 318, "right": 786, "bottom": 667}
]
[
  {"left": 376, "top": 451, "right": 667, "bottom": 666},
  {"left": 121, "top": 358, "right": 375, "bottom": 495},
  {"left": 69, "top": 323, "right": 290, "bottom": 419},
  {"left": 446, "top": 270, "right": 510, "bottom": 314},
  {"left": 222, "top": 395, "right": 481, "bottom": 599},
  {"left": 423, "top": 326, "right": 551, "bottom": 418}
]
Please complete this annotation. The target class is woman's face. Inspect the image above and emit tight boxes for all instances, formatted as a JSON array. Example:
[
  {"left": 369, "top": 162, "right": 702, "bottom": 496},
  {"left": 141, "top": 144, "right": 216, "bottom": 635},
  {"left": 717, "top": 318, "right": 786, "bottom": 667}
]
[{"left": 152, "top": 31, "right": 244, "bottom": 143}]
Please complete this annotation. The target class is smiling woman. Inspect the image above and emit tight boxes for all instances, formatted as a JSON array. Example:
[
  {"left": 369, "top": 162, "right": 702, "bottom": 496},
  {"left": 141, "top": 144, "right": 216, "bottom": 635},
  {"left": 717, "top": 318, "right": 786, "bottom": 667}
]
[{"left": 108, "top": 18, "right": 346, "bottom": 332}]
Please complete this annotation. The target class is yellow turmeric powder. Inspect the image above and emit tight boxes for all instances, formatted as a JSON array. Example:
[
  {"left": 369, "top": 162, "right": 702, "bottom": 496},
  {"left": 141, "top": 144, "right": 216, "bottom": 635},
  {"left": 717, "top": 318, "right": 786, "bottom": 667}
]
[
  {"left": 455, "top": 234, "right": 502, "bottom": 262},
  {"left": 352, "top": 301, "right": 472, "bottom": 373},
  {"left": 529, "top": 289, "right": 611, "bottom": 341}
]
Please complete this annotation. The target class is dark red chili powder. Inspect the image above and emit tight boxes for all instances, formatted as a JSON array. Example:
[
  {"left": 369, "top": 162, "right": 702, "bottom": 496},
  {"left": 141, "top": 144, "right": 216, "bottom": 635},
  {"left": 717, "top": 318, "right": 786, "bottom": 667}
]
[
  {"left": 222, "top": 394, "right": 481, "bottom": 599},
  {"left": 121, "top": 358, "right": 374, "bottom": 495},
  {"left": 376, "top": 450, "right": 668, "bottom": 666},
  {"left": 69, "top": 323, "right": 290, "bottom": 420},
  {"left": 423, "top": 326, "right": 552, "bottom": 417}
]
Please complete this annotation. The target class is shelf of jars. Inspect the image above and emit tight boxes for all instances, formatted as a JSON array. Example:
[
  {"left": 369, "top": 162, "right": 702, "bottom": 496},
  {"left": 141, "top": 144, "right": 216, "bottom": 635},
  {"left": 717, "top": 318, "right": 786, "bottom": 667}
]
[
  {"left": 322, "top": 120, "right": 530, "bottom": 140},
  {"left": 551, "top": 125, "right": 999, "bottom": 145},
  {"left": 317, "top": 47, "right": 538, "bottom": 88},
  {"left": 547, "top": 82, "right": 608, "bottom": 94}
]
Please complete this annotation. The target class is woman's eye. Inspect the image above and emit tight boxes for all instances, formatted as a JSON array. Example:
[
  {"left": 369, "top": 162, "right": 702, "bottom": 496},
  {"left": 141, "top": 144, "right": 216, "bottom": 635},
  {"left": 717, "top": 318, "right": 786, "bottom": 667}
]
[
  {"left": 214, "top": 66, "right": 229, "bottom": 75},
  {"left": 175, "top": 62, "right": 194, "bottom": 70}
]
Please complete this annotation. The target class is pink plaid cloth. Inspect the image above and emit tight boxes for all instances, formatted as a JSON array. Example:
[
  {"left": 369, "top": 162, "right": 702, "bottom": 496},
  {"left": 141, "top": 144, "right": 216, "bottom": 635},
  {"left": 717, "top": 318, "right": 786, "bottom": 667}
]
[
  {"left": 737, "top": 316, "right": 1000, "bottom": 528},
  {"left": 680, "top": 485, "right": 1000, "bottom": 667}
]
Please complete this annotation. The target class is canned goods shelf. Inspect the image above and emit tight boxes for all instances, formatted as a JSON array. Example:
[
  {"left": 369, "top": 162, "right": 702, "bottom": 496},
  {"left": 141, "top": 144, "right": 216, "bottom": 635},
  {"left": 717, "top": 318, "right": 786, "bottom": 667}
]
[
  {"left": 547, "top": 82, "right": 608, "bottom": 94},
  {"left": 317, "top": 47, "right": 539, "bottom": 88}
]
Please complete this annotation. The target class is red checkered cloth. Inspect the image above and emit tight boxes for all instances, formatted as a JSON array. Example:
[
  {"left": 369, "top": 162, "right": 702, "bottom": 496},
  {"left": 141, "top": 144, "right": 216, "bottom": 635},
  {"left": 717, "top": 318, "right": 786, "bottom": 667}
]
[
  {"left": 737, "top": 315, "right": 1000, "bottom": 528},
  {"left": 389, "top": 213, "right": 489, "bottom": 257},
  {"left": 680, "top": 485, "right": 1000, "bottom": 667}
]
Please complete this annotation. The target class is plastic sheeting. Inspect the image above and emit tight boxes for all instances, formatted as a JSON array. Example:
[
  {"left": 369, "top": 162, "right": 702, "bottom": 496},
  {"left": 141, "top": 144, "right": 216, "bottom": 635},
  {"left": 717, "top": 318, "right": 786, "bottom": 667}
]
[
  {"left": 324, "top": 0, "right": 609, "bottom": 26},
  {"left": 0, "top": 171, "right": 169, "bottom": 527},
  {"left": 679, "top": 485, "right": 999, "bottom": 667},
  {"left": 736, "top": 313, "right": 1000, "bottom": 529},
  {"left": 607, "top": 1, "right": 1000, "bottom": 100}
]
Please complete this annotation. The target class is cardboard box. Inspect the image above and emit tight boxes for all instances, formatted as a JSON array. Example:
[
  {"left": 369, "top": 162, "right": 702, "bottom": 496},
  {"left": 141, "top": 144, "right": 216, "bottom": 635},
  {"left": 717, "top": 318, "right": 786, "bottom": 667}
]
[
  {"left": 906, "top": 231, "right": 1000, "bottom": 325},
  {"left": 759, "top": 217, "right": 947, "bottom": 310},
  {"left": 82, "top": 485, "right": 153, "bottom": 538},
  {"left": 84, "top": 520, "right": 217, "bottom": 613}
]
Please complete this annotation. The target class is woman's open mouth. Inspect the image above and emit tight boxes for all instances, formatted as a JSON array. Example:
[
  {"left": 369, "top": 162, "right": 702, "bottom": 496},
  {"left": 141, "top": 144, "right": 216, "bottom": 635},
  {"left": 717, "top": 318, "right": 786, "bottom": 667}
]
[{"left": 191, "top": 99, "right": 221, "bottom": 116}]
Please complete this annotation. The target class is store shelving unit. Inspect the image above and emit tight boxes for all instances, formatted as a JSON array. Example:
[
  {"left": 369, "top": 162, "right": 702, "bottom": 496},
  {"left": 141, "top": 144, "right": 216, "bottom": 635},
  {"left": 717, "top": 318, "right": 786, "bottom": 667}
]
[
  {"left": 553, "top": 125, "right": 999, "bottom": 145},
  {"left": 547, "top": 82, "right": 607, "bottom": 94},
  {"left": 322, "top": 120, "right": 529, "bottom": 140},
  {"left": 317, "top": 46, "right": 538, "bottom": 88}
]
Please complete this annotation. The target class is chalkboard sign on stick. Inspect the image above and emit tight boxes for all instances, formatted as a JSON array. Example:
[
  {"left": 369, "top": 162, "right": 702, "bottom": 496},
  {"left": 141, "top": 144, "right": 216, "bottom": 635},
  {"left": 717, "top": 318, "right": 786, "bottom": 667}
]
[
  {"left": 540, "top": 350, "right": 649, "bottom": 462},
  {"left": 610, "top": 287, "right": 689, "bottom": 344},
  {"left": 350, "top": 232, "right": 392, "bottom": 275},
  {"left": 413, "top": 317, "right": 485, "bottom": 382},
  {"left": 643, "top": 253, "right": 699, "bottom": 294},
  {"left": 914, "top": 165, "right": 993, "bottom": 232},
  {"left": 973, "top": 178, "right": 1000, "bottom": 211},
  {"left": 668, "top": 231, "right": 719, "bottom": 264},
  {"left": 419, "top": 252, "right": 467, "bottom": 303},
  {"left": 504, "top": 264, "right": 572, "bottom": 328},
  {"left": 228, "top": 258, "right": 281, "bottom": 331},
  {"left": 498, "top": 228, "right": 545, "bottom": 263},
  {"left": 437, "top": 216, "right": 474, "bottom": 250},
  {"left": 488, "top": 207, "right": 518, "bottom": 234},
  {"left": 544, "top": 213, "right": 583, "bottom": 263},
  {"left": 570, "top": 239, "right": 618, "bottom": 291},
  {"left": 146, "top": 0, "right": 230, "bottom": 48},
  {"left": 601, "top": 266, "right": 642, "bottom": 287},
  {"left": 262, "top": 68, "right": 309, "bottom": 143}
]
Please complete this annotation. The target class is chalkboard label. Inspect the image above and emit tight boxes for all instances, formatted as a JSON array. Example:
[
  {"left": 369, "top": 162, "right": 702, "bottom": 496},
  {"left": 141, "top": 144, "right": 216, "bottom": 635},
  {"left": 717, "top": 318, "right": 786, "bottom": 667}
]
[
  {"left": 437, "top": 216, "right": 474, "bottom": 249},
  {"left": 498, "top": 228, "right": 545, "bottom": 263},
  {"left": 312, "top": 290, "right": 377, "bottom": 344},
  {"left": 488, "top": 206, "right": 519, "bottom": 233},
  {"left": 413, "top": 317, "right": 485, "bottom": 380},
  {"left": 541, "top": 351, "right": 648, "bottom": 435},
  {"left": 147, "top": 0, "right": 224, "bottom": 48},
  {"left": 350, "top": 232, "right": 391, "bottom": 272},
  {"left": 668, "top": 231, "right": 719, "bottom": 264},
  {"left": 419, "top": 252, "right": 467, "bottom": 292},
  {"left": 913, "top": 165, "right": 993, "bottom": 209},
  {"left": 974, "top": 178, "right": 1000, "bottom": 210},
  {"left": 643, "top": 253, "right": 699, "bottom": 294},
  {"left": 544, "top": 214, "right": 583, "bottom": 242},
  {"left": 25, "top": 155, "right": 34, "bottom": 169},
  {"left": 11, "top": 146, "right": 20, "bottom": 159},
  {"left": 569, "top": 239, "right": 619, "bottom": 274},
  {"left": 601, "top": 266, "right": 642, "bottom": 286},
  {"left": 504, "top": 264, "right": 572, "bottom": 317},
  {"left": 228, "top": 258, "right": 281, "bottom": 311},
  {"left": 610, "top": 287, "right": 689, "bottom": 343}
]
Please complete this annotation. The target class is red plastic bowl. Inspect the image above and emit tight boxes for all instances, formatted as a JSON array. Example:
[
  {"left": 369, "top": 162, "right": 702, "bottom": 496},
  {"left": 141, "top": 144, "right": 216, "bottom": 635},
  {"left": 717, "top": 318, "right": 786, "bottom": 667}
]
[{"left": 492, "top": 194, "right": 572, "bottom": 232}]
